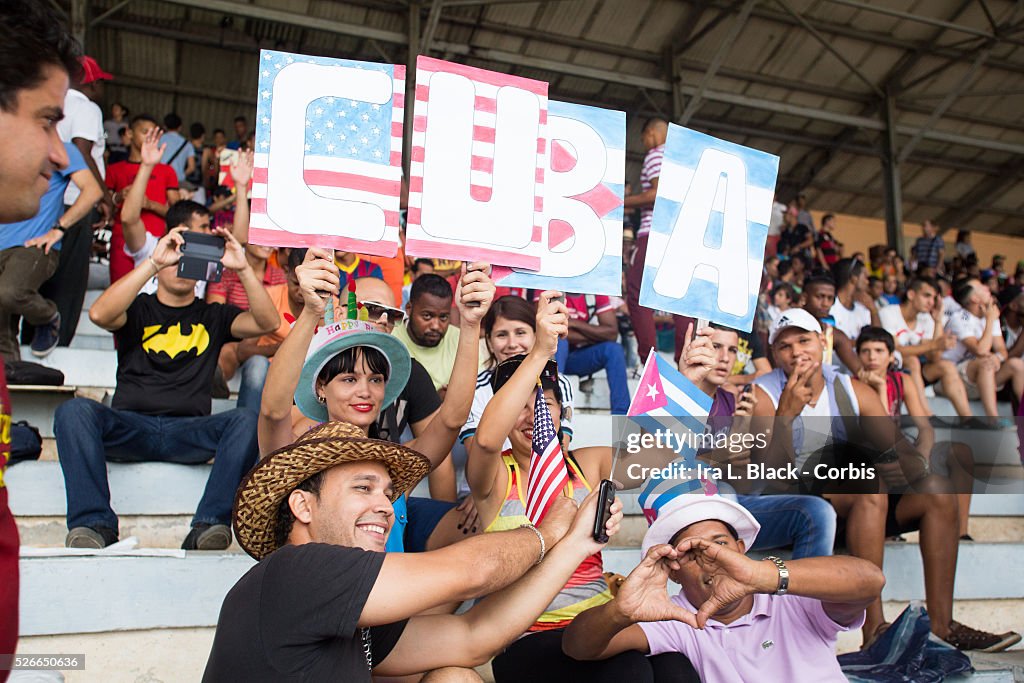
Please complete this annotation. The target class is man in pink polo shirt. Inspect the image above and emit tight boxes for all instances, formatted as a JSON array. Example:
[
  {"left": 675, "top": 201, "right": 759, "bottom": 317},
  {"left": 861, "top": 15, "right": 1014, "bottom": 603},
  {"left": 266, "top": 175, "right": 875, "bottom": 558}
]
[{"left": 563, "top": 495, "right": 884, "bottom": 682}]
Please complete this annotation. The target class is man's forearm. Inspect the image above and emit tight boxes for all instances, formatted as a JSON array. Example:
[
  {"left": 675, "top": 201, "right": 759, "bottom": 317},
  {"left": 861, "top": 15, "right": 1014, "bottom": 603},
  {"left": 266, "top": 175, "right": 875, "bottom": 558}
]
[
  {"left": 232, "top": 192, "right": 250, "bottom": 244},
  {"left": 462, "top": 531, "right": 590, "bottom": 655},
  {"left": 61, "top": 181, "right": 104, "bottom": 228},
  {"left": 758, "top": 556, "right": 884, "bottom": 605},
  {"left": 90, "top": 258, "right": 156, "bottom": 328},
  {"left": 562, "top": 600, "right": 633, "bottom": 660}
]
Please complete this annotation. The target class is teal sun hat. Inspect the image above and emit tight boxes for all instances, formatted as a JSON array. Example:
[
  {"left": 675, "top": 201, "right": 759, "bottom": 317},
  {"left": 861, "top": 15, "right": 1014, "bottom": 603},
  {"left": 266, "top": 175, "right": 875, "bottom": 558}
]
[{"left": 296, "top": 319, "right": 412, "bottom": 422}]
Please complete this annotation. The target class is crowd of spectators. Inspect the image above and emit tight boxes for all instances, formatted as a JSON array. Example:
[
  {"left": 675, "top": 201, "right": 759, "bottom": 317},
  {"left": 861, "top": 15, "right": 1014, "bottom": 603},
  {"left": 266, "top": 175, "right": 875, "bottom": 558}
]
[{"left": 3, "top": 25, "right": 1022, "bottom": 680}]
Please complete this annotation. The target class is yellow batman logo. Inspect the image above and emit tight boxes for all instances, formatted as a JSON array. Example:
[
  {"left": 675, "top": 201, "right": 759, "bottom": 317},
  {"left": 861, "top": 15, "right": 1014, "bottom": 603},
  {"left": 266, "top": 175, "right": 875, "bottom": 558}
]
[{"left": 142, "top": 323, "right": 210, "bottom": 359}]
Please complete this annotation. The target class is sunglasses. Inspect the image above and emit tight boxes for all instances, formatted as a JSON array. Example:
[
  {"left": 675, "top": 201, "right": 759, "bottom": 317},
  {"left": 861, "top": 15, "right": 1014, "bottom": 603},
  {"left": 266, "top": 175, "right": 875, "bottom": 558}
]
[{"left": 359, "top": 300, "right": 407, "bottom": 325}]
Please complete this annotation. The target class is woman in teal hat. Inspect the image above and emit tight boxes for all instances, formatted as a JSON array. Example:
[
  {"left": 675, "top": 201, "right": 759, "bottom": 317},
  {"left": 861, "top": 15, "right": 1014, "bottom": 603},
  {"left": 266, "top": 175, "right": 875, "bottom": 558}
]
[{"left": 258, "top": 247, "right": 495, "bottom": 552}]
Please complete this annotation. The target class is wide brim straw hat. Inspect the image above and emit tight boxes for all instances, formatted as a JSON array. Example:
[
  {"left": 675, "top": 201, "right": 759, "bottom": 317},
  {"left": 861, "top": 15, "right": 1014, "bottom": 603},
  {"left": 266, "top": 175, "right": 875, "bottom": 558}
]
[
  {"left": 296, "top": 320, "right": 412, "bottom": 422},
  {"left": 233, "top": 420, "right": 429, "bottom": 560}
]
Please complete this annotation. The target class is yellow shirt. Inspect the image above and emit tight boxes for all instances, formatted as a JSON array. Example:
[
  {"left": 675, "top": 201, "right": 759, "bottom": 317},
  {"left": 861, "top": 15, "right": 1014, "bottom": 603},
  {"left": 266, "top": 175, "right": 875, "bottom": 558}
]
[{"left": 392, "top": 322, "right": 461, "bottom": 391}]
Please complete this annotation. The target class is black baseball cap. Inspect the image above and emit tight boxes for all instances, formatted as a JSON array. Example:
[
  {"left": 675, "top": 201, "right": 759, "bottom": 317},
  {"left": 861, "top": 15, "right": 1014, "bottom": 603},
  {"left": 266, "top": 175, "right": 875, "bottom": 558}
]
[{"left": 491, "top": 354, "right": 562, "bottom": 403}]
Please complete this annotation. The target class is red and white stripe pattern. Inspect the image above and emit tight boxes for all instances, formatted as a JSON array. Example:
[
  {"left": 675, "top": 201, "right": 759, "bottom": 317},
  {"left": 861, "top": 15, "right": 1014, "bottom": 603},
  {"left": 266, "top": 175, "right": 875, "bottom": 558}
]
[
  {"left": 248, "top": 55, "right": 405, "bottom": 254},
  {"left": 406, "top": 56, "right": 548, "bottom": 270},
  {"left": 526, "top": 386, "right": 570, "bottom": 525}
]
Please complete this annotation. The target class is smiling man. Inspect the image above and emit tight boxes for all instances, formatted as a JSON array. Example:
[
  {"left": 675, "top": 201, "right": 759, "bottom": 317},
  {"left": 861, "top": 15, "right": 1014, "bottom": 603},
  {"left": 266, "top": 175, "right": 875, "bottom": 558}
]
[
  {"left": 563, "top": 495, "right": 883, "bottom": 683},
  {"left": 205, "top": 420, "right": 624, "bottom": 682},
  {"left": 0, "top": 2, "right": 81, "bottom": 675}
]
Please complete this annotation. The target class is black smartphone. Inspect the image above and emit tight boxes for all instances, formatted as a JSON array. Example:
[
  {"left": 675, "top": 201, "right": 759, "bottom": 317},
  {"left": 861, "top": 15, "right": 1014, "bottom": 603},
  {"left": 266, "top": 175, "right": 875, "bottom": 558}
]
[
  {"left": 742, "top": 383, "right": 754, "bottom": 395},
  {"left": 592, "top": 479, "right": 616, "bottom": 543},
  {"left": 177, "top": 231, "right": 225, "bottom": 283}
]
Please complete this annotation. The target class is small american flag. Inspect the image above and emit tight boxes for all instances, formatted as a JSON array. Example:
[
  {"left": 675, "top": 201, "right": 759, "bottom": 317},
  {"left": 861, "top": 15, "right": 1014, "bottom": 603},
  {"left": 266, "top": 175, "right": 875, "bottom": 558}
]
[
  {"left": 249, "top": 49, "right": 404, "bottom": 255},
  {"left": 526, "top": 386, "right": 570, "bottom": 525}
]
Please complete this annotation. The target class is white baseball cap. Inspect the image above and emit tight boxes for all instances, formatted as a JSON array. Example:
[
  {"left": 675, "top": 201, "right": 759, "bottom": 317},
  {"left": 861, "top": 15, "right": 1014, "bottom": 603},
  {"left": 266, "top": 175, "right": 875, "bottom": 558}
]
[
  {"left": 642, "top": 495, "right": 760, "bottom": 555},
  {"left": 769, "top": 308, "right": 823, "bottom": 345}
]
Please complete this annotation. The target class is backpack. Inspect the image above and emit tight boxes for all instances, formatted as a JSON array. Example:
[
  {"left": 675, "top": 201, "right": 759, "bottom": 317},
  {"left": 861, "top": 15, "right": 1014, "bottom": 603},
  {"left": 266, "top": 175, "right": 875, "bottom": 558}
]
[
  {"left": 9, "top": 421, "right": 42, "bottom": 464},
  {"left": 4, "top": 360, "right": 64, "bottom": 386}
]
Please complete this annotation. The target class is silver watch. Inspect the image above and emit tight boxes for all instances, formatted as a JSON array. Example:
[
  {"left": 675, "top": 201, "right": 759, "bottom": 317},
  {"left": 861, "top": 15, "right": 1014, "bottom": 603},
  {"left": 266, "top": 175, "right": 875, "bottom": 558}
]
[{"left": 764, "top": 556, "right": 789, "bottom": 595}]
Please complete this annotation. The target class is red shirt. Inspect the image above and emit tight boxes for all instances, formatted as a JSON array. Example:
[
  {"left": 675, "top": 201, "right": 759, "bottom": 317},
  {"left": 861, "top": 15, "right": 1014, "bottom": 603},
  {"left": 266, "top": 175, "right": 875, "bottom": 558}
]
[
  {"left": 105, "top": 161, "right": 178, "bottom": 284},
  {"left": 207, "top": 264, "right": 287, "bottom": 310}
]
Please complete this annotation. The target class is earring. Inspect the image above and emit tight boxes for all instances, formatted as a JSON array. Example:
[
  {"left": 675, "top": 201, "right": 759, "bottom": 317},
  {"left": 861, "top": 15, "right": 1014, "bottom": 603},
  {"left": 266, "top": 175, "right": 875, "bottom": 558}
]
[{"left": 317, "top": 394, "right": 327, "bottom": 404}]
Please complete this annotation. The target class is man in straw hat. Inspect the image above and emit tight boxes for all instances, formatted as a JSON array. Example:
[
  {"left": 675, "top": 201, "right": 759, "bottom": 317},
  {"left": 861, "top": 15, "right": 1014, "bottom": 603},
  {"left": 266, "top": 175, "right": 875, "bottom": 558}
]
[
  {"left": 563, "top": 494, "right": 884, "bottom": 682},
  {"left": 205, "top": 420, "right": 624, "bottom": 682}
]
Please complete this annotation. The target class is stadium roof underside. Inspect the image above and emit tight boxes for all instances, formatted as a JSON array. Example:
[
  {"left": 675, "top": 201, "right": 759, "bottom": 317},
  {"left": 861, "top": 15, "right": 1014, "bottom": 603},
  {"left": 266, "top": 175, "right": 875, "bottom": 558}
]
[{"left": 67, "top": 0, "right": 1024, "bottom": 244}]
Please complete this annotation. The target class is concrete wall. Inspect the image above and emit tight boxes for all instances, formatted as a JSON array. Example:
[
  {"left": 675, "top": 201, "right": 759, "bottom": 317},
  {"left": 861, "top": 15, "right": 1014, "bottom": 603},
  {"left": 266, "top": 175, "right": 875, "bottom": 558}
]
[{"left": 811, "top": 210, "right": 1023, "bottom": 268}]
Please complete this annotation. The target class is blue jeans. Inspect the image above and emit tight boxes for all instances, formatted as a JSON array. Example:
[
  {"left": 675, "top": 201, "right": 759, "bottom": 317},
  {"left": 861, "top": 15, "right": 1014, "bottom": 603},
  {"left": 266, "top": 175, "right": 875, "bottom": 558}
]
[
  {"left": 236, "top": 355, "right": 270, "bottom": 411},
  {"left": 556, "top": 338, "right": 630, "bottom": 414},
  {"left": 54, "top": 397, "right": 259, "bottom": 531},
  {"left": 738, "top": 494, "right": 837, "bottom": 559}
]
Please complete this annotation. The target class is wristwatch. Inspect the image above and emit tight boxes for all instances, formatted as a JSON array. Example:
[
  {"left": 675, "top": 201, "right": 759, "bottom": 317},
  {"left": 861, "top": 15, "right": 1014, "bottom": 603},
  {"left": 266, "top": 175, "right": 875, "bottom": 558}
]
[
  {"left": 52, "top": 221, "right": 67, "bottom": 233},
  {"left": 764, "top": 556, "right": 789, "bottom": 595}
]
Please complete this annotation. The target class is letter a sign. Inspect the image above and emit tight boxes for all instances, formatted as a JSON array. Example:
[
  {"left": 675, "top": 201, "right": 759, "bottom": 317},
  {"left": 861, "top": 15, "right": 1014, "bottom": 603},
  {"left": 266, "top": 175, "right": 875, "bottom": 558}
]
[{"left": 639, "top": 124, "right": 778, "bottom": 332}]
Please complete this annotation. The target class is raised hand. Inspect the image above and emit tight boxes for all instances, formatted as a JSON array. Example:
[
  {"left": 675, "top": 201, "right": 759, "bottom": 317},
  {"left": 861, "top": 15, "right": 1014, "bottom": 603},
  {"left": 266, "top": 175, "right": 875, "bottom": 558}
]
[
  {"left": 216, "top": 227, "right": 248, "bottom": 272},
  {"left": 456, "top": 261, "right": 496, "bottom": 326},
  {"left": 673, "top": 537, "right": 762, "bottom": 628},
  {"left": 615, "top": 545, "right": 699, "bottom": 628},
  {"left": 151, "top": 227, "right": 187, "bottom": 270},
  {"left": 230, "top": 149, "right": 254, "bottom": 188},
  {"left": 295, "top": 247, "right": 340, "bottom": 317},
  {"left": 778, "top": 361, "right": 818, "bottom": 416},
  {"left": 678, "top": 322, "right": 717, "bottom": 386},
  {"left": 533, "top": 291, "right": 569, "bottom": 359},
  {"left": 140, "top": 127, "right": 166, "bottom": 167}
]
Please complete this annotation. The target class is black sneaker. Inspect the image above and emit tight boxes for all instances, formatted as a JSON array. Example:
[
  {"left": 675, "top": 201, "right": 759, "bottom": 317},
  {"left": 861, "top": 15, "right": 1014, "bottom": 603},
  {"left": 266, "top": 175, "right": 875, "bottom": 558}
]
[
  {"left": 182, "top": 523, "right": 232, "bottom": 550},
  {"left": 942, "top": 620, "right": 1022, "bottom": 652},
  {"left": 65, "top": 525, "right": 118, "bottom": 548},
  {"left": 30, "top": 311, "right": 60, "bottom": 358}
]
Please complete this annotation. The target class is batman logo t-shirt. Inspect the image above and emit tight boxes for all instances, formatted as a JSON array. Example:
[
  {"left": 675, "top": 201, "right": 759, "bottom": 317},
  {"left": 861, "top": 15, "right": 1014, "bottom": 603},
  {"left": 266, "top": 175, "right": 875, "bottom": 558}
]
[{"left": 112, "top": 294, "right": 242, "bottom": 416}]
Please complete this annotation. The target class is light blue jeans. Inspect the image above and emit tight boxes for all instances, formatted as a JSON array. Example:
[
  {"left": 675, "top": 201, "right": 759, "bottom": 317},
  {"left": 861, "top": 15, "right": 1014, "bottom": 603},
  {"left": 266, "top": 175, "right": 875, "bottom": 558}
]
[{"left": 738, "top": 494, "right": 837, "bottom": 558}]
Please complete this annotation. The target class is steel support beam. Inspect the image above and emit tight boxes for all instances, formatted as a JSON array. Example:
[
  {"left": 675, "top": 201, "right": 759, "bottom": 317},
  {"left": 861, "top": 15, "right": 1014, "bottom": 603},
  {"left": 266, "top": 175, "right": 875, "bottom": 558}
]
[
  {"left": 90, "top": 0, "right": 133, "bottom": 28},
  {"left": 420, "top": 0, "right": 445, "bottom": 56},
  {"left": 404, "top": 3, "right": 421, "bottom": 178},
  {"left": 71, "top": 0, "right": 88, "bottom": 49},
  {"left": 936, "top": 157, "right": 1024, "bottom": 229},
  {"left": 822, "top": 0, "right": 999, "bottom": 40},
  {"left": 772, "top": 0, "right": 883, "bottom": 97},
  {"left": 679, "top": 0, "right": 758, "bottom": 125},
  {"left": 881, "top": 92, "right": 904, "bottom": 254},
  {"left": 897, "top": 41, "right": 995, "bottom": 163}
]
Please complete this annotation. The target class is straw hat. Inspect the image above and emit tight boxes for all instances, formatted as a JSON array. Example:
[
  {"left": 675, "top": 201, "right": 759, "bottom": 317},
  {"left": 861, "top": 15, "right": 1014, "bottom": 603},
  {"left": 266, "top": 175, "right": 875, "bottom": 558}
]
[
  {"left": 296, "top": 320, "right": 412, "bottom": 422},
  {"left": 233, "top": 421, "right": 430, "bottom": 560}
]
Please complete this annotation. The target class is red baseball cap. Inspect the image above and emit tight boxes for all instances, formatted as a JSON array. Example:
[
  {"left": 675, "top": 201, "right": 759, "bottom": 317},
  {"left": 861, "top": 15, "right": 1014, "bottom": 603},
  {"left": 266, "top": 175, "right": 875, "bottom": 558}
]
[{"left": 79, "top": 56, "right": 113, "bottom": 84}]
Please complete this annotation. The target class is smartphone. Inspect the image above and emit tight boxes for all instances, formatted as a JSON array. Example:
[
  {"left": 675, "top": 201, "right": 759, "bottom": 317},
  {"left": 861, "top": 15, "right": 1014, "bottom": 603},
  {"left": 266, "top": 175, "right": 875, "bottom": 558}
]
[
  {"left": 592, "top": 479, "right": 617, "bottom": 543},
  {"left": 177, "top": 231, "right": 225, "bottom": 283},
  {"left": 550, "top": 294, "right": 566, "bottom": 305},
  {"left": 742, "top": 383, "right": 754, "bottom": 396}
]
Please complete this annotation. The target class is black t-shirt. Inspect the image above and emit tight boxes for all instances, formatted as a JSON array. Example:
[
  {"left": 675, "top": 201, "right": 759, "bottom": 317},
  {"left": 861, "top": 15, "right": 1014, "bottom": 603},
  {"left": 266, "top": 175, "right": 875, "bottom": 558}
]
[
  {"left": 377, "top": 358, "right": 442, "bottom": 442},
  {"left": 203, "top": 543, "right": 408, "bottom": 682},
  {"left": 111, "top": 293, "right": 241, "bottom": 416}
]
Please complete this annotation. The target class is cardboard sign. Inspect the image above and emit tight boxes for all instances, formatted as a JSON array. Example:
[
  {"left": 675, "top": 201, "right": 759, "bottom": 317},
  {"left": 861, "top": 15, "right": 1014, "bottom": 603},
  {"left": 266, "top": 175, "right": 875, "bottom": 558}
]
[
  {"left": 248, "top": 50, "right": 404, "bottom": 257},
  {"left": 405, "top": 56, "right": 548, "bottom": 270},
  {"left": 497, "top": 100, "right": 625, "bottom": 295},
  {"left": 639, "top": 124, "right": 778, "bottom": 331}
]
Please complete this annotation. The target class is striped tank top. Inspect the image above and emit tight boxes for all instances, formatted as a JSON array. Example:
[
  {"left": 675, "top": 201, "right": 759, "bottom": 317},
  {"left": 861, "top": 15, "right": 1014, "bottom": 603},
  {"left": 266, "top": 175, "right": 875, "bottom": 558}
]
[{"left": 483, "top": 452, "right": 612, "bottom": 631}]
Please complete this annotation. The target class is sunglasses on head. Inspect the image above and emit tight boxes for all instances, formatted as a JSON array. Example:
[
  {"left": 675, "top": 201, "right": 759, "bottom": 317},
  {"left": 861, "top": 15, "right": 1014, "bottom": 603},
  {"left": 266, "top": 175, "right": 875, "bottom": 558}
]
[{"left": 359, "top": 300, "right": 407, "bottom": 324}]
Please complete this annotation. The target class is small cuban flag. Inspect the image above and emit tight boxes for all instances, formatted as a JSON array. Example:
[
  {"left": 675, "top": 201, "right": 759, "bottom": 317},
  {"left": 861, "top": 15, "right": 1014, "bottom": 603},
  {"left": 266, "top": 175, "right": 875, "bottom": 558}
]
[{"left": 629, "top": 352, "right": 718, "bottom": 524}]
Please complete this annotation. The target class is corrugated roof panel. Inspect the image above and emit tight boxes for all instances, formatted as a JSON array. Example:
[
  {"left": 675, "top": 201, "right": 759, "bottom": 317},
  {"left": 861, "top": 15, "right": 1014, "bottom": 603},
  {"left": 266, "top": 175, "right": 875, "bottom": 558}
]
[
  {"left": 535, "top": 0, "right": 604, "bottom": 37},
  {"left": 481, "top": 2, "right": 543, "bottom": 27},
  {"left": 584, "top": 0, "right": 651, "bottom": 44},
  {"left": 116, "top": 32, "right": 176, "bottom": 82}
]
